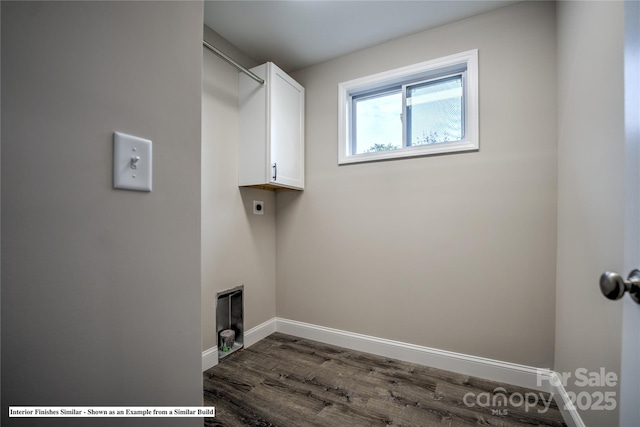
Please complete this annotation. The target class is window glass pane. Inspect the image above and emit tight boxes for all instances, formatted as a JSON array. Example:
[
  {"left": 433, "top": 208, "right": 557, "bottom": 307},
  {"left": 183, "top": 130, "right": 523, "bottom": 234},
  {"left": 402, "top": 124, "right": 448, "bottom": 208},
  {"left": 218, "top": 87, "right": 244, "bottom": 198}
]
[
  {"left": 353, "top": 91, "right": 402, "bottom": 154},
  {"left": 407, "top": 75, "right": 463, "bottom": 146}
]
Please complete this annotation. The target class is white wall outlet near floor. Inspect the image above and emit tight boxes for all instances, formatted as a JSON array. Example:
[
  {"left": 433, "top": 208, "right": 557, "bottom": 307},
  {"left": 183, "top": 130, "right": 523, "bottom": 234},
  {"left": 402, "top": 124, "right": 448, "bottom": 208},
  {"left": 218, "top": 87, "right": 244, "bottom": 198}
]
[
  {"left": 253, "top": 200, "right": 264, "bottom": 215},
  {"left": 113, "top": 131, "right": 152, "bottom": 192}
]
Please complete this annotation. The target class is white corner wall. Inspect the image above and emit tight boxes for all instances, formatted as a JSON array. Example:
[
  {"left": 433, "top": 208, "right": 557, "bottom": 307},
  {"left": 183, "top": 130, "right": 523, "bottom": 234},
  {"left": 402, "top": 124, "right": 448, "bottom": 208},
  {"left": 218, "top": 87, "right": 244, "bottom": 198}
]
[
  {"left": 277, "top": 1, "right": 558, "bottom": 368},
  {"left": 2, "top": 2, "right": 203, "bottom": 426},
  {"left": 201, "top": 26, "right": 277, "bottom": 359},
  {"left": 556, "top": 1, "right": 625, "bottom": 426}
]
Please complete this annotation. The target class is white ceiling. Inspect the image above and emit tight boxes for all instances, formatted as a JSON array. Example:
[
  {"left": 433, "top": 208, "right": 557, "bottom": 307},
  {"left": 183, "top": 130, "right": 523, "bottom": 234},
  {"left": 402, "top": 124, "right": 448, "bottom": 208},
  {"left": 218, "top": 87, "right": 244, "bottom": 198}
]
[{"left": 204, "top": 1, "right": 520, "bottom": 72}]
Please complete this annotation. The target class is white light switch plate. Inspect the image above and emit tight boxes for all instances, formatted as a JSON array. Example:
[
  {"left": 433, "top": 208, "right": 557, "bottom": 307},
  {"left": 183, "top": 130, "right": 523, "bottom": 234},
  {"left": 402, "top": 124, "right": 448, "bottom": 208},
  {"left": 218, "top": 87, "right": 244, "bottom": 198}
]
[{"left": 113, "top": 132, "right": 152, "bottom": 192}]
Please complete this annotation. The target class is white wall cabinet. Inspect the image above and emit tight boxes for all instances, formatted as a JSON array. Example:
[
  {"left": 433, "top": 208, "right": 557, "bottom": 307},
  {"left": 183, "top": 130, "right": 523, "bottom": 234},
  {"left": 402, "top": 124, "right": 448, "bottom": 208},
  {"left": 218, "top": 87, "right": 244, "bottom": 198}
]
[{"left": 238, "top": 62, "right": 305, "bottom": 190}]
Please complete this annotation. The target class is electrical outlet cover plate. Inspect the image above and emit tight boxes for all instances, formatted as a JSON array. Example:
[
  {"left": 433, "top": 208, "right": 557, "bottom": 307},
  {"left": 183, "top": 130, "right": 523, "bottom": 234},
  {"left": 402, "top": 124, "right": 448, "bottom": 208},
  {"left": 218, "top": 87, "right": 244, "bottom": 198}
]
[
  {"left": 253, "top": 200, "right": 264, "bottom": 215},
  {"left": 113, "top": 132, "right": 152, "bottom": 192}
]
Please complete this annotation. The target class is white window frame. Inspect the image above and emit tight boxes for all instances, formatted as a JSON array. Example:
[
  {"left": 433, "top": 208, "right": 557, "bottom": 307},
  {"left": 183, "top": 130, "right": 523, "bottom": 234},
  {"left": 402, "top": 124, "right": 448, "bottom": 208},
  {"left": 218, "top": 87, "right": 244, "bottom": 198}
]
[{"left": 338, "top": 49, "right": 478, "bottom": 164}]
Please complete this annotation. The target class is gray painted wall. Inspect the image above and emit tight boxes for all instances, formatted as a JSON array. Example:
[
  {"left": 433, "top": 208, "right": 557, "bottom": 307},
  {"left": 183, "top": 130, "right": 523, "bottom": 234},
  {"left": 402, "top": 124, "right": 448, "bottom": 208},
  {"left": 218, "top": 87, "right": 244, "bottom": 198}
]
[
  {"left": 555, "top": 2, "right": 626, "bottom": 426},
  {"left": 202, "top": 26, "right": 276, "bottom": 355},
  {"left": 278, "top": 1, "right": 558, "bottom": 368},
  {"left": 1, "top": 2, "right": 203, "bottom": 426},
  {"left": 3, "top": 1, "right": 634, "bottom": 426}
]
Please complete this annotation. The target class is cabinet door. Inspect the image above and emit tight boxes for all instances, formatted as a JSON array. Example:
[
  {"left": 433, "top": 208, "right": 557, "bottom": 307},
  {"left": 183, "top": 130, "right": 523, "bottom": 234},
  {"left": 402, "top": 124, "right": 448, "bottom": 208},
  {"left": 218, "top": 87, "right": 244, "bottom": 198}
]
[
  {"left": 238, "top": 64, "right": 268, "bottom": 187},
  {"left": 269, "top": 65, "right": 304, "bottom": 189}
]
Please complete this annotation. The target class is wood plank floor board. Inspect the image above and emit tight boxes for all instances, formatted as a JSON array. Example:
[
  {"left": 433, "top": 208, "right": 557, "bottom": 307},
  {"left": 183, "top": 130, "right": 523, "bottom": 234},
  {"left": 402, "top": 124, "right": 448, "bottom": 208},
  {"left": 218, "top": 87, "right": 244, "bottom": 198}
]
[
  {"left": 214, "top": 353, "right": 372, "bottom": 411},
  {"left": 206, "top": 375, "right": 327, "bottom": 427},
  {"left": 465, "top": 377, "right": 562, "bottom": 411},
  {"left": 225, "top": 347, "right": 283, "bottom": 372},
  {"left": 317, "top": 398, "right": 437, "bottom": 427},
  {"left": 362, "top": 381, "right": 535, "bottom": 427},
  {"left": 203, "top": 388, "right": 270, "bottom": 427},
  {"left": 362, "top": 397, "right": 455, "bottom": 427},
  {"left": 272, "top": 369, "right": 370, "bottom": 407},
  {"left": 432, "top": 381, "right": 565, "bottom": 427},
  {"left": 204, "top": 380, "right": 278, "bottom": 427},
  {"left": 203, "top": 333, "right": 567, "bottom": 427}
]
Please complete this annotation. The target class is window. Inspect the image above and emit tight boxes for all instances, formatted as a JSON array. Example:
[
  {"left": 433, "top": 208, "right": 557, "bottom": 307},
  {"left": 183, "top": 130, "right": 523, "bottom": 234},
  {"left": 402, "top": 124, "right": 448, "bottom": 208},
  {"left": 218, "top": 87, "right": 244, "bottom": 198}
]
[{"left": 338, "top": 50, "right": 478, "bottom": 164}]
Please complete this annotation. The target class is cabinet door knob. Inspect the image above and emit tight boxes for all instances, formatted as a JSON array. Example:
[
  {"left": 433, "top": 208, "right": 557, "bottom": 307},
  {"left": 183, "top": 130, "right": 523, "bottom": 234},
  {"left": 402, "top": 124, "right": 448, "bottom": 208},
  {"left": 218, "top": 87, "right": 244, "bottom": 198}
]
[{"left": 272, "top": 163, "right": 277, "bottom": 181}]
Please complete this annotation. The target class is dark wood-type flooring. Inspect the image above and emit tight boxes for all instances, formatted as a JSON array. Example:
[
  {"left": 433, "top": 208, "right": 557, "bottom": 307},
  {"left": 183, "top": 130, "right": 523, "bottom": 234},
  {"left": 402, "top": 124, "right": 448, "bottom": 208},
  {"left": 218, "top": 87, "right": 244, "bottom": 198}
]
[{"left": 203, "top": 333, "right": 566, "bottom": 427}]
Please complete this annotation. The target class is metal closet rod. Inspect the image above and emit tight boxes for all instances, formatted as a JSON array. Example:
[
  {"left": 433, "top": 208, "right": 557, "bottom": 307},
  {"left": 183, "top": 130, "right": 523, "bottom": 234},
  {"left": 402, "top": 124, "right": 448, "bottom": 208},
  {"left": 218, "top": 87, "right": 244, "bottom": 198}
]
[{"left": 203, "top": 40, "right": 265, "bottom": 85}]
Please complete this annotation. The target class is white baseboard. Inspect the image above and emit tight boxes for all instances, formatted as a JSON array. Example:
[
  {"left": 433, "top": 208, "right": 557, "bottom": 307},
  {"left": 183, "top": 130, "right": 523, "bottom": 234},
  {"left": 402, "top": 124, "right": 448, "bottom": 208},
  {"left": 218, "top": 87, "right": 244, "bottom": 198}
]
[
  {"left": 203, "top": 317, "right": 584, "bottom": 427},
  {"left": 201, "top": 347, "right": 218, "bottom": 372},
  {"left": 276, "top": 318, "right": 547, "bottom": 390},
  {"left": 202, "top": 318, "right": 277, "bottom": 372},
  {"left": 245, "top": 317, "right": 277, "bottom": 347},
  {"left": 546, "top": 372, "right": 586, "bottom": 427}
]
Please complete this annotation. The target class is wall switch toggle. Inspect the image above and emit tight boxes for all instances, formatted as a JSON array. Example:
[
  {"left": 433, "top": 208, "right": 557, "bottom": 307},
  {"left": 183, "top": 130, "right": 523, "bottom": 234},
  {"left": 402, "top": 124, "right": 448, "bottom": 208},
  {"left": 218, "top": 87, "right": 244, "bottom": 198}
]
[
  {"left": 113, "top": 132, "right": 152, "bottom": 192},
  {"left": 130, "top": 156, "right": 140, "bottom": 169}
]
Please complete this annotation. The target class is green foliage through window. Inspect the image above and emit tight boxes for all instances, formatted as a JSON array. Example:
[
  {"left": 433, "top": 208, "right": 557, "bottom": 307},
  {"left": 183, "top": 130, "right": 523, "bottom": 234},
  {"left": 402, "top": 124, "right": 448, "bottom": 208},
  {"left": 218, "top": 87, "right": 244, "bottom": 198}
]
[
  {"left": 366, "top": 143, "right": 400, "bottom": 152},
  {"left": 414, "top": 130, "right": 451, "bottom": 146}
]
